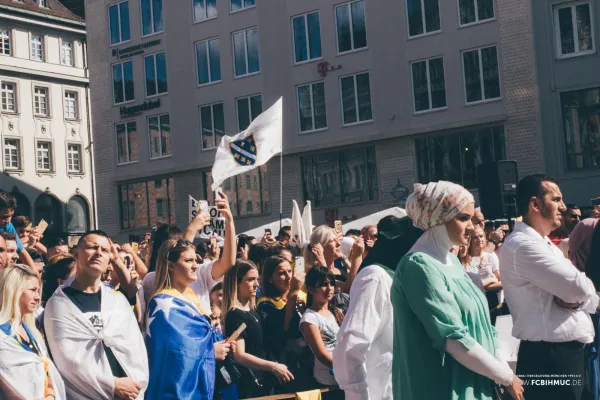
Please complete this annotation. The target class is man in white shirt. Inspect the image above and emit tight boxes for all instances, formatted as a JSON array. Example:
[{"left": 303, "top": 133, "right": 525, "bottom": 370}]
[{"left": 499, "top": 174, "right": 599, "bottom": 400}]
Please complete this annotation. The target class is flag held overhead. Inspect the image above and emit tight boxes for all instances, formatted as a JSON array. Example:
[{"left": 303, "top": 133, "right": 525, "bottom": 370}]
[{"left": 211, "top": 97, "right": 282, "bottom": 191}]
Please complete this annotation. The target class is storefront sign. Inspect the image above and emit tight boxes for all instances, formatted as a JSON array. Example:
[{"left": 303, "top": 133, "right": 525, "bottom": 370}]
[
  {"left": 120, "top": 99, "right": 161, "bottom": 116},
  {"left": 112, "top": 39, "right": 161, "bottom": 59}
]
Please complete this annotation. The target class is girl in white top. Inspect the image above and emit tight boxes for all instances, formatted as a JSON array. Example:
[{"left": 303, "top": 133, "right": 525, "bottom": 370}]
[
  {"left": 463, "top": 226, "right": 502, "bottom": 291},
  {"left": 300, "top": 266, "right": 344, "bottom": 387}
]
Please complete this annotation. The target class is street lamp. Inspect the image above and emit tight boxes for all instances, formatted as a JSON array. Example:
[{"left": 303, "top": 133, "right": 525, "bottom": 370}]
[{"left": 390, "top": 179, "right": 409, "bottom": 206}]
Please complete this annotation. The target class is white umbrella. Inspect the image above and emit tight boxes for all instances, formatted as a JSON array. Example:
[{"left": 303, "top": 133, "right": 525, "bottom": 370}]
[
  {"left": 302, "top": 201, "right": 313, "bottom": 240},
  {"left": 342, "top": 207, "right": 407, "bottom": 234},
  {"left": 291, "top": 200, "right": 306, "bottom": 246}
]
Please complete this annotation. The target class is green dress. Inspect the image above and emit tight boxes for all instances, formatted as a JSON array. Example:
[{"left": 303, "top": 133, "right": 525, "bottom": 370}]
[{"left": 391, "top": 252, "right": 500, "bottom": 400}]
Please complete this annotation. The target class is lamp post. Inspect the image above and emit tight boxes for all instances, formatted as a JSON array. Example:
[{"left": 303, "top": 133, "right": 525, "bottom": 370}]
[{"left": 390, "top": 179, "right": 409, "bottom": 207}]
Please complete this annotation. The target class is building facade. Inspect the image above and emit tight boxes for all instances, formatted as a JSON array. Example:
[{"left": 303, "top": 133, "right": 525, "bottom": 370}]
[
  {"left": 533, "top": 0, "right": 600, "bottom": 204},
  {"left": 0, "top": 0, "right": 96, "bottom": 238},
  {"left": 85, "top": 0, "right": 544, "bottom": 239}
]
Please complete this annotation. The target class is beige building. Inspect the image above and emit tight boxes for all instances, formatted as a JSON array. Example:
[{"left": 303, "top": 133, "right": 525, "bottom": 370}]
[
  {"left": 85, "top": 0, "right": 543, "bottom": 239},
  {"left": 0, "top": 0, "right": 96, "bottom": 237}
]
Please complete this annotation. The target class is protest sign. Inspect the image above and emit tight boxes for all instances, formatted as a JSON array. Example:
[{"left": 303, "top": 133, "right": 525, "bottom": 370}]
[{"left": 189, "top": 195, "right": 225, "bottom": 239}]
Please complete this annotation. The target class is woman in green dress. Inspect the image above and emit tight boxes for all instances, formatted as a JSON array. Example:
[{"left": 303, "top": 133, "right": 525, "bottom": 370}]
[{"left": 391, "top": 181, "right": 524, "bottom": 400}]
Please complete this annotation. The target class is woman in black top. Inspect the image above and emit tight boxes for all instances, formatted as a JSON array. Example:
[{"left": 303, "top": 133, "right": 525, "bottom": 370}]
[
  {"left": 258, "top": 256, "right": 313, "bottom": 393},
  {"left": 223, "top": 260, "right": 294, "bottom": 398}
]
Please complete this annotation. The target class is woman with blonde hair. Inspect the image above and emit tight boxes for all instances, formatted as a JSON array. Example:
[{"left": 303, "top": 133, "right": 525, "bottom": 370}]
[
  {"left": 0, "top": 264, "right": 65, "bottom": 399},
  {"left": 303, "top": 225, "right": 364, "bottom": 294},
  {"left": 146, "top": 239, "right": 231, "bottom": 399},
  {"left": 223, "top": 260, "right": 294, "bottom": 398}
]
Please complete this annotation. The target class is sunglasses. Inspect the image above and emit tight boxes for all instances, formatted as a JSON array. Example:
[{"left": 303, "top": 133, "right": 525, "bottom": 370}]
[
  {"left": 569, "top": 214, "right": 581, "bottom": 219},
  {"left": 167, "top": 239, "right": 194, "bottom": 257}
]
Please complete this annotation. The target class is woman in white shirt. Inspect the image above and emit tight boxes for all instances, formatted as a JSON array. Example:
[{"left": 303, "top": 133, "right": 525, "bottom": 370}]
[{"left": 300, "top": 266, "right": 344, "bottom": 392}]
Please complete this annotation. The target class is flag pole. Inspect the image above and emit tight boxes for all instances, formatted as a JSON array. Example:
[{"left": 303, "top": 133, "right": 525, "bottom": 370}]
[{"left": 279, "top": 148, "right": 283, "bottom": 231}]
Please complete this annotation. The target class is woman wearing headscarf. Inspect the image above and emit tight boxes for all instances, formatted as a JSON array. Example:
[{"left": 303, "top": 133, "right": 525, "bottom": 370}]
[
  {"left": 391, "top": 181, "right": 524, "bottom": 400},
  {"left": 333, "top": 216, "right": 422, "bottom": 400},
  {"left": 568, "top": 218, "right": 600, "bottom": 400}
]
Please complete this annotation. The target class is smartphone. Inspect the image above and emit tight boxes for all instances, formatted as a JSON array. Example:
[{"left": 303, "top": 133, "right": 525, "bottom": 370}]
[
  {"left": 334, "top": 220, "right": 343, "bottom": 234},
  {"left": 131, "top": 242, "right": 139, "bottom": 254},
  {"left": 198, "top": 200, "right": 209, "bottom": 216},
  {"left": 36, "top": 219, "right": 49, "bottom": 235},
  {"left": 265, "top": 228, "right": 271, "bottom": 235}
]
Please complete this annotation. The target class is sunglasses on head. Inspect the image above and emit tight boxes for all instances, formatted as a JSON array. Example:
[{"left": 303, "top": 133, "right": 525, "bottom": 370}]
[
  {"left": 569, "top": 214, "right": 581, "bottom": 219},
  {"left": 167, "top": 239, "right": 194, "bottom": 257}
]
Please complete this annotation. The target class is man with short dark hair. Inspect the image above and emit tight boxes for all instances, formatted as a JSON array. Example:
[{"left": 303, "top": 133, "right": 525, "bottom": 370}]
[
  {"left": 44, "top": 230, "right": 148, "bottom": 398},
  {"left": 549, "top": 204, "right": 581, "bottom": 245},
  {"left": 0, "top": 232, "right": 18, "bottom": 265},
  {"left": 45, "top": 236, "right": 69, "bottom": 259},
  {"left": 277, "top": 226, "right": 292, "bottom": 246},
  {"left": 499, "top": 174, "right": 598, "bottom": 400},
  {"left": 0, "top": 192, "right": 35, "bottom": 270},
  {"left": 0, "top": 235, "right": 7, "bottom": 271}
]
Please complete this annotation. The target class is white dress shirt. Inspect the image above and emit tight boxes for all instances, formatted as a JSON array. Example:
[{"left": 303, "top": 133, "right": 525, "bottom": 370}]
[
  {"left": 333, "top": 265, "right": 394, "bottom": 400},
  {"left": 498, "top": 221, "right": 599, "bottom": 343}
]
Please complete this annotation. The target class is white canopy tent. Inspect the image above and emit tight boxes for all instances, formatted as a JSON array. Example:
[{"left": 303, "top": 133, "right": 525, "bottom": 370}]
[
  {"left": 240, "top": 218, "right": 293, "bottom": 239},
  {"left": 342, "top": 207, "right": 407, "bottom": 234}
]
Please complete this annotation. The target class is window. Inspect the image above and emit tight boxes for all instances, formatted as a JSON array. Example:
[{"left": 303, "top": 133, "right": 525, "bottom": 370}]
[
  {"left": 411, "top": 57, "right": 446, "bottom": 112},
  {"left": 231, "top": 0, "right": 254, "bottom": 12},
  {"left": 148, "top": 114, "right": 171, "bottom": 158},
  {"left": 554, "top": 2, "right": 595, "bottom": 58},
  {"left": 335, "top": 1, "right": 367, "bottom": 53},
  {"left": 196, "top": 38, "right": 221, "bottom": 85},
  {"left": 1, "top": 82, "right": 16, "bottom": 112},
  {"left": 302, "top": 147, "right": 378, "bottom": 207},
  {"left": 144, "top": 52, "right": 168, "bottom": 97},
  {"left": 61, "top": 40, "right": 73, "bottom": 66},
  {"left": 560, "top": 87, "right": 600, "bottom": 170},
  {"left": 66, "top": 196, "right": 90, "bottom": 233},
  {"left": 64, "top": 91, "right": 78, "bottom": 119},
  {"left": 119, "top": 177, "right": 175, "bottom": 228},
  {"left": 200, "top": 103, "right": 225, "bottom": 149},
  {"left": 34, "top": 194, "right": 62, "bottom": 233},
  {"left": 36, "top": 141, "right": 53, "bottom": 172},
  {"left": 116, "top": 121, "right": 138, "bottom": 164},
  {"left": 112, "top": 60, "right": 134, "bottom": 104},
  {"left": 459, "top": 0, "right": 494, "bottom": 26},
  {"left": 406, "top": 0, "right": 440, "bottom": 37},
  {"left": 141, "top": 0, "right": 163, "bottom": 36},
  {"left": 38, "top": 0, "right": 47, "bottom": 7},
  {"left": 34, "top": 87, "right": 49, "bottom": 117},
  {"left": 0, "top": 30, "right": 11, "bottom": 56},
  {"left": 340, "top": 72, "right": 372, "bottom": 125},
  {"left": 462, "top": 45, "right": 500, "bottom": 104},
  {"left": 232, "top": 27, "right": 260, "bottom": 77},
  {"left": 109, "top": 1, "right": 131, "bottom": 45},
  {"left": 297, "top": 81, "right": 327, "bottom": 132},
  {"left": 67, "top": 143, "right": 82, "bottom": 173},
  {"left": 237, "top": 94, "right": 262, "bottom": 131},
  {"left": 31, "top": 35, "right": 43, "bottom": 61},
  {"left": 193, "top": 0, "right": 217, "bottom": 21},
  {"left": 416, "top": 127, "right": 505, "bottom": 188},
  {"left": 204, "top": 168, "right": 270, "bottom": 217},
  {"left": 292, "top": 12, "right": 322, "bottom": 63},
  {"left": 3, "top": 138, "right": 21, "bottom": 170}
]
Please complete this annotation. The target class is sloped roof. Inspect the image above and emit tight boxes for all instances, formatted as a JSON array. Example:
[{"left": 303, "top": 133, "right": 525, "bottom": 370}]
[{"left": 0, "top": 0, "right": 84, "bottom": 23}]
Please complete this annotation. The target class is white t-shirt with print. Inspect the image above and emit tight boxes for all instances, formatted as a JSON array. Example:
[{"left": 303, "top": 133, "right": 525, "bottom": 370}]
[
  {"left": 300, "top": 308, "right": 339, "bottom": 386},
  {"left": 468, "top": 252, "right": 500, "bottom": 281}
]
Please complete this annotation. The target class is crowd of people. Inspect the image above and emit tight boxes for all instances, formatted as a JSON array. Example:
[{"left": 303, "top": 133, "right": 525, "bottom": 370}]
[{"left": 0, "top": 173, "right": 599, "bottom": 400}]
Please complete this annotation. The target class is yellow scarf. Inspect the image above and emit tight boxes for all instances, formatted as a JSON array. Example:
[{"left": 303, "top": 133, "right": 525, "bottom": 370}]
[{"left": 155, "top": 288, "right": 210, "bottom": 316}]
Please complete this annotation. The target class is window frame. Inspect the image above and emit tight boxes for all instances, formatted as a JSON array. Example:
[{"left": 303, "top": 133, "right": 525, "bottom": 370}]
[
  {"left": 230, "top": 0, "right": 255, "bottom": 14},
  {"left": 231, "top": 27, "right": 260, "bottom": 78},
  {"left": 63, "top": 90, "right": 79, "bottom": 120},
  {"left": 147, "top": 113, "right": 172, "bottom": 160},
  {"left": 0, "top": 29, "right": 11, "bottom": 56},
  {"left": 3, "top": 137, "right": 22, "bottom": 171},
  {"left": 66, "top": 142, "right": 84, "bottom": 174},
  {"left": 410, "top": 56, "right": 448, "bottom": 114},
  {"left": 144, "top": 51, "right": 168, "bottom": 98},
  {"left": 35, "top": 139, "right": 54, "bottom": 173},
  {"left": 195, "top": 37, "right": 221, "bottom": 87},
  {"left": 115, "top": 121, "right": 138, "bottom": 165},
  {"left": 30, "top": 34, "right": 44, "bottom": 61},
  {"left": 297, "top": 80, "right": 328, "bottom": 133},
  {"left": 112, "top": 60, "right": 135, "bottom": 105},
  {"left": 339, "top": 71, "right": 374, "bottom": 126},
  {"left": 457, "top": 0, "right": 496, "bottom": 27},
  {"left": 33, "top": 85, "right": 50, "bottom": 118},
  {"left": 199, "top": 102, "right": 225, "bottom": 150},
  {"left": 1, "top": 81, "right": 18, "bottom": 113},
  {"left": 461, "top": 45, "right": 502, "bottom": 105},
  {"left": 236, "top": 93, "right": 262, "bottom": 132},
  {"left": 553, "top": 1, "right": 596, "bottom": 59},
  {"left": 140, "top": 0, "right": 164, "bottom": 37},
  {"left": 405, "top": 0, "right": 441, "bottom": 39},
  {"left": 334, "top": 0, "right": 368, "bottom": 54},
  {"left": 193, "top": 0, "right": 218, "bottom": 23},
  {"left": 38, "top": 0, "right": 48, "bottom": 8},
  {"left": 291, "top": 11, "right": 323, "bottom": 65},
  {"left": 60, "top": 39, "right": 74, "bottom": 66},
  {"left": 108, "top": 1, "right": 131, "bottom": 47},
  {"left": 118, "top": 177, "right": 175, "bottom": 229}
]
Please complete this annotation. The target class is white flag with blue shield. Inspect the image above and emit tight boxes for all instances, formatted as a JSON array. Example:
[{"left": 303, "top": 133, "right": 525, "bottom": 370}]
[{"left": 211, "top": 97, "right": 282, "bottom": 191}]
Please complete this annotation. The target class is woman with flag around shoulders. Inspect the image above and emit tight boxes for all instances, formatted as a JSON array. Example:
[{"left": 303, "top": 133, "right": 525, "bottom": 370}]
[
  {"left": 0, "top": 264, "right": 66, "bottom": 399},
  {"left": 145, "top": 238, "right": 233, "bottom": 399}
]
